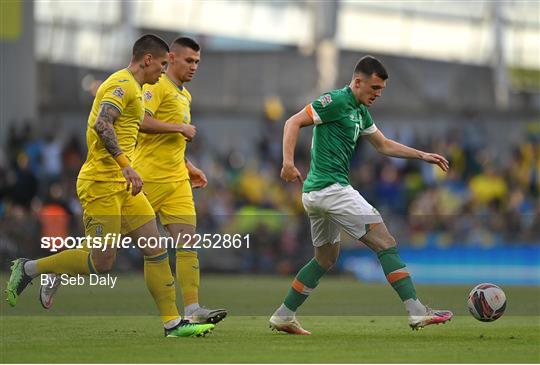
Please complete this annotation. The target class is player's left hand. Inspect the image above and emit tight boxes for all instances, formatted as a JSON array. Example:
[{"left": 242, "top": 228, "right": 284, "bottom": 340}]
[
  {"left": 421, "top": 152, "right": 449, "bottom": 172},
  {"left": 121, "top": 166, "right": 144, "bottom": 195},
  {"left": 189, "top": 167, "right": 208, "bottom": 189}
]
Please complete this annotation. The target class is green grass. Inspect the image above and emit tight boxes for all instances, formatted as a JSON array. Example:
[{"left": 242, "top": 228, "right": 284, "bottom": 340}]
[{"left": 1, "top": 274, "right": 539, "bottom": 363}]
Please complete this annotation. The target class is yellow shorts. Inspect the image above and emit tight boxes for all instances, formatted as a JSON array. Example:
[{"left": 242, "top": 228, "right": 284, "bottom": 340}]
[
  {"left": 77, "top": 179, "right": 155, "bottom": 237},
  {"left": 143, "top": 180, "right": 196, "bottom": 227}
]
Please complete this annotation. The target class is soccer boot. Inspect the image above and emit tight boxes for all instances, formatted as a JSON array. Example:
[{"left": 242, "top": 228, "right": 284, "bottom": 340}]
[
  {"left": 6, "top": 258, "right": 33, "bottom": 307},
  {"left": 269, "top": 314, "right": 311, "bottom": 335},
  {"left": 164, "top": 319, "right": 215, "bottom": 337},
  {"left": 40, "top": 273, "right": 61, "bottom": 309},
  {"left": 409, "top": 306, "right": 453, "bottom": 330},
  {"left": 185, "top": 307, "right": 228, "bottom": 324}
]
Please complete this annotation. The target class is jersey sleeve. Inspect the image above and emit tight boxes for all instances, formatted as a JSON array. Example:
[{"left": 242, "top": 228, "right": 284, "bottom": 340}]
[
  {"left": 100, "top": 81, "right": 132, "bottom": 114},
  {"left": 306, "top": 91, "right": 345, "bottom": 125},
  {"left": 360, "top": 107, "right": 378, "bottom": 135},
  {"left": 142, "top": 83, "right": 163, "bottom": 116}
]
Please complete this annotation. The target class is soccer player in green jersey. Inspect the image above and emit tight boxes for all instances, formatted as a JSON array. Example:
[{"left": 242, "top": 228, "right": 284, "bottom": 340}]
[{"left": 269, "top": 56, "right": 453, "bottom": 334}]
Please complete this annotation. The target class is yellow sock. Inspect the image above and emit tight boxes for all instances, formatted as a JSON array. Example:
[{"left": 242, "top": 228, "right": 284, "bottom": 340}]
[
  {"left": 144, "top": 251, "right": 180, "bottom": 325},
  {"left": 36, "top": 249, "right": 95, "bottom": 276},
  {"left": 176, "top": 249, "right": 200, "bottom": 308}
]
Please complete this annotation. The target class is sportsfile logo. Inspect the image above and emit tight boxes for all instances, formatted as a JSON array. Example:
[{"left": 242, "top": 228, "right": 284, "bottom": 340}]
[{"left": 40, "top": 233, "right": 251, "bottom": 252}]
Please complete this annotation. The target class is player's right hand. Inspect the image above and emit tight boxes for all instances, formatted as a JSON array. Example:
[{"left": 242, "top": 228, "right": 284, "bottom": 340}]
[
  {"left": 281, "top": 164, "right": 304, "bottom": 184},
  {"left": 420, "top": 152, "right": 450, "bottom": 172},
  {"left": 180, "top": 124, "right": 196, "bottom": 141},
  {"left": 121, "top": 166, "right": 143, "bottom": 196}
]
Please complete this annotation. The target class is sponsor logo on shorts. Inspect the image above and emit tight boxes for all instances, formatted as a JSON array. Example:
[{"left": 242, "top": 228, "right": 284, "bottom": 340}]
[{"left": 95, "top": 224, "right": 103, "bottom": 236}]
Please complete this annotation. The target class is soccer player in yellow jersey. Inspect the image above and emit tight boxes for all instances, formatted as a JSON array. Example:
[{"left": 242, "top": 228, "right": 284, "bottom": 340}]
[
  {"left": 132, "top": 37, "right": 227, "bottom": 324},
  {"left": 6, "top": 34, "right": 214, "bottom": 337}
]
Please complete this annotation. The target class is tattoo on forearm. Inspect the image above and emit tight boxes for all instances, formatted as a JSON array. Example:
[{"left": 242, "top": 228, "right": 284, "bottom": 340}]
[{"left": 94, "top": 104, "right": 122, "bottom": 157}]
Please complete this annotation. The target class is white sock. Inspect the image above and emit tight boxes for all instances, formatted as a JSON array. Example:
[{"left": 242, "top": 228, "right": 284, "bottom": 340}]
[
  {"left": 184, "top": 303, "right": 200, "bottom": 316},
  {"left": 275, "top": 303, "right": 295, "bottom": 319},
  {"left": 164, "top": 318, "right": 182, "bottom": 330},
  {"left": 404, "top": 298, "right": 426, "bottom": 316},
  {"left": 23, "top": 260, "right": 39, "bottom": 278}
]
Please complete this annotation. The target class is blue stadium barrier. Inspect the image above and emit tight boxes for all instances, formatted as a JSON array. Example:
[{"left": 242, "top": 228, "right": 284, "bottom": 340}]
[{"left": 339, "top": 246, "right": 540, "bottom": 285}]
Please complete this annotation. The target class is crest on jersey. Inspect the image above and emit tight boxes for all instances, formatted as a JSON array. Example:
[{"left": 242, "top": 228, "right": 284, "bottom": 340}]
[
  {"left": 144, "top": 90, "right": 152, "bottom": 100},
  {"left": 319, "top": 94, "right": 332, "bottom": 107},
  {"left": 112, "top": 87, "right": 125, "bottom": 98}
]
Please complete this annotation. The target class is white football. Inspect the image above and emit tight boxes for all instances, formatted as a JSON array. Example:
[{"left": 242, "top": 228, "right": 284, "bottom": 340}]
[{"left": 467, "top": 283, "right": 507, "bottom": 322}]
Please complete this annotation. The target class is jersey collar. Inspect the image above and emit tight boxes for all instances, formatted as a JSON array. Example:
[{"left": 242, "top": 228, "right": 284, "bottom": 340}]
[
  {"left": 124, "top": 68, "right": 142, "bottom": 90},
  {"left": 164, "top": 74, "right": 184, "bottom": 92},
  {"left": 345, "top": 86, "right": 362, "bottom": 107}
]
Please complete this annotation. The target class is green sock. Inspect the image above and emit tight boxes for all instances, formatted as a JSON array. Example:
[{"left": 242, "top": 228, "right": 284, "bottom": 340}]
[
  {"left": 377, "top": 247, "right": 417, "bottom": 301},
  {"left": 283, "top": 258, "right": 327, "bottom": 311}
]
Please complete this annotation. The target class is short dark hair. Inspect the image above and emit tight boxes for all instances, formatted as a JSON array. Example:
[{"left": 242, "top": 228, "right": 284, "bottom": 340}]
[
  {"left": 171, "top": 37, "right": 200, "bottom": 52},
  {"left": 132, "top": 34, "right": 169, "bottom": 61},
  {"left": 354, "top": 56, "right": 388, "bottom": 80}
]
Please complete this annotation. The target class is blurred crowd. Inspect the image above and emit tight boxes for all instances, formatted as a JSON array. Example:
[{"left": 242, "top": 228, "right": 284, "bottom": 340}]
[{"left": 1, "top": 116, "right": 539, "bottom": 273}]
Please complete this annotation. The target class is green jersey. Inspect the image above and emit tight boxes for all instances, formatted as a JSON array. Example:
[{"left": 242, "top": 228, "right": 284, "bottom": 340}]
[{"left": 303, "top": 86, "right": 377, "bottom": 193}]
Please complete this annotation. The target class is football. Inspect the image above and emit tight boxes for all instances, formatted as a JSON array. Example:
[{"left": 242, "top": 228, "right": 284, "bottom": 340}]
[{"left": 467, "top": 283, "right": 507, "bottom": 322}]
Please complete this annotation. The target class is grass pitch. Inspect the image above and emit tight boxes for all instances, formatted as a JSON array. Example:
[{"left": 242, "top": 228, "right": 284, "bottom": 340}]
[{"left": 1, "top": 274, "right": 539, "bottom": 363}]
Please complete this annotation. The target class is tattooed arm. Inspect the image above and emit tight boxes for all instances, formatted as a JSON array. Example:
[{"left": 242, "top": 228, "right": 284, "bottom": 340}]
[
  {"left": 94, "top": 103, "right": 122, "bottom": 157},
  {"left": 93, "top": 103, "right": 143, "bottom": 195}
]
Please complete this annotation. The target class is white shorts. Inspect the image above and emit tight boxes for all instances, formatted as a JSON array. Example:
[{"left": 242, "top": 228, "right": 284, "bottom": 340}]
[{"left": 302, "top": 183, "right": 383, "bottom": 247}]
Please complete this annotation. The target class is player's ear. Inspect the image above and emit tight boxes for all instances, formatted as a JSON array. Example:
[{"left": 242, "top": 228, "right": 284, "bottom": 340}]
[
  {"left": 167, "top": 52, "right": 175, "bottom": 64},
  {"left": 143, "top": 54, "right": 153, "bottom": 67}
]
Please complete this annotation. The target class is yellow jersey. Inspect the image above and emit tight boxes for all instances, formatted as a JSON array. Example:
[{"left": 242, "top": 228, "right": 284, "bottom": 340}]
[
  {"left": 132, "top": 74, "right": 191, "bottom": 182},
  {"left": 78, "top": 69, "right": 144, "bottom": 182}
]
